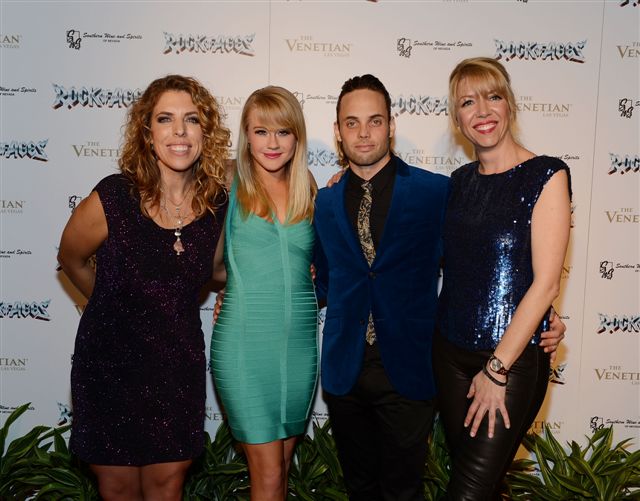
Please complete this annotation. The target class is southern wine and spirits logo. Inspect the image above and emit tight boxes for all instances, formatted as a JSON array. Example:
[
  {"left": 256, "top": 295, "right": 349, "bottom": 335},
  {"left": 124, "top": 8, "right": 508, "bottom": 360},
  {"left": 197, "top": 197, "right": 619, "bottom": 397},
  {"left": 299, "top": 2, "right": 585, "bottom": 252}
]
[
  {"left": 494, "top": 39, "right": 587, "bottom": 63},
  {"left": 618, "top": 97, "right": 640, "bottom": 118},
  {"left": 163, "top": 32, "right": 255, "bottom": 56},
  {"left": 0, "top": 85, "right": 36, "bottom": 97},
  {"left": 396, "top": 37, "right": 473, "bottom": 58},
  {"left": 590, "top": 415, "right": 640, "bottom": 433},
  {"left": 599, "top": 260, "right": 639, "bottom": 279},
  {"left": 66, "top": 28, "right": 143, "bottom": 50}
]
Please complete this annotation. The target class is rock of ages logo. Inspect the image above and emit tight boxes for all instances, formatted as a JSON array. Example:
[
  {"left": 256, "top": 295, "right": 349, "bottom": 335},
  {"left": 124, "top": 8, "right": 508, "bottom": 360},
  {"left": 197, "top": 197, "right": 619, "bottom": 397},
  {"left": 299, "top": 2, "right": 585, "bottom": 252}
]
[
  {"left": 163, "top": 32, "right": 255, "bottom": 56},
  {"left": 53, "top": 84, "right": 142, "bottom": 109},
  {"left": 57, "top": 402, "right": 73, "bottom": 426},
  {"left": 0, "top": 300, "right": 51, "bottom": 321},
  {"left": 391, "top": 95, "right": 448, "bottom": 117},
  {"left": 597, "top": 314, "right": 640, "bottom": 334},
  {"left": 494, "top": 39, "right": 587, "bottom": 63},
  {"left": 549, "top": 362, "right": 567, "bottom": 385},
  {"left": 609, "top": 154, "right": 639, "bottom": 175},
  {"left": 0, "top": 140, "right": 48, "bottom": 161}
]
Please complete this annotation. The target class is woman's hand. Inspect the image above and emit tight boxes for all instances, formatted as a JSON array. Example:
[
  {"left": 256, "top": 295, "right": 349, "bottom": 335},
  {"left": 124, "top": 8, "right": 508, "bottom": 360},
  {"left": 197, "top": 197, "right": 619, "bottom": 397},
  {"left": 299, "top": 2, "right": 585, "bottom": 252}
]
[
  {"left": 326, "top": 167, "right": 348, "bottom": 187},
  {"left": 213, "top": 288, "right": 225, "bottom": 323},
  {"left": 464, "top": 367, "right": 510, "bottom": 439}
]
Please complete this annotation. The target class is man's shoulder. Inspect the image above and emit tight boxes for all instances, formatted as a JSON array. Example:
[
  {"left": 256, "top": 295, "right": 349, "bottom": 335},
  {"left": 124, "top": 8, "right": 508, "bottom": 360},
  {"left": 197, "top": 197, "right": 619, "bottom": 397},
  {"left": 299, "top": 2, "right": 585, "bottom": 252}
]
[{"left": 400, "top": 159, "right": 450, "bottom": 188}]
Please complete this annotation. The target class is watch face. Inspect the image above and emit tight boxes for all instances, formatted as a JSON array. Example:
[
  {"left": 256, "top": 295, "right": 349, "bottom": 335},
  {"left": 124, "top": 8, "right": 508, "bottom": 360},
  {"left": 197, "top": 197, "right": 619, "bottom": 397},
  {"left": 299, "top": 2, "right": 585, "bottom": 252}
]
[{"left": 490, "top": 359, "right": 501, "bottom": 371}]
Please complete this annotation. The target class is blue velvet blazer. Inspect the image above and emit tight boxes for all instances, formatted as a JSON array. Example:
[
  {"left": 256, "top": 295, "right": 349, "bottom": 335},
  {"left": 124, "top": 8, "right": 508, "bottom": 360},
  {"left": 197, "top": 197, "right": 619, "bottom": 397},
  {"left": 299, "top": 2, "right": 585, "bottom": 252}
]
[{"left": 314, "top": 157, "right": 450, "bottom": 400}]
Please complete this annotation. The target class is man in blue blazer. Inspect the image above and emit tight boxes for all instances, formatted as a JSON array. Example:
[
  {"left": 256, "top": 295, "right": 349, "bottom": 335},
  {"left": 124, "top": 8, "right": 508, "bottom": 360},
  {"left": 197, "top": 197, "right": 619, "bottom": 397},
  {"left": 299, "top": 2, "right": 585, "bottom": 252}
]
[{"left": 313, "top": 74, "right": 449, "bottom": 501}]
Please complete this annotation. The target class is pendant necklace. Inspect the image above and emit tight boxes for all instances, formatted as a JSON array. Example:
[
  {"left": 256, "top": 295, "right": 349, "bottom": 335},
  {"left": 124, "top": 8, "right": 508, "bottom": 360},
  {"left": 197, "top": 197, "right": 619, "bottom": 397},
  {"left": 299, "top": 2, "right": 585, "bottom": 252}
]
[{"left": 161, "top": 185, "right": 192, "bottom": 256}]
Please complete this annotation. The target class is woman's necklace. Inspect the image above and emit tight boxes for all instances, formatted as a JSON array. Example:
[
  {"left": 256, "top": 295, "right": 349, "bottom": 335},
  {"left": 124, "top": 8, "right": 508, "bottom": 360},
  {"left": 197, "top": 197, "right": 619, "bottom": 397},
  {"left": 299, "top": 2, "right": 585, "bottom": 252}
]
[{"left": 160, "top": 185, "right": 193, "bottom": 256}]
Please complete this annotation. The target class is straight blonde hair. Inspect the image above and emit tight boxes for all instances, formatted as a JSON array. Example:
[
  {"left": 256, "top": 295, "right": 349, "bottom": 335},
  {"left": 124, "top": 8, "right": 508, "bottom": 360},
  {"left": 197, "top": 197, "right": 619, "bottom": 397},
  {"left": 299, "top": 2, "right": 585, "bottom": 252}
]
[
  {"left": 448, "top": 57, "right": 518, "bottom": 135},
  {"left": 236, "top": 86, "right": 316, "bottom": 224}
]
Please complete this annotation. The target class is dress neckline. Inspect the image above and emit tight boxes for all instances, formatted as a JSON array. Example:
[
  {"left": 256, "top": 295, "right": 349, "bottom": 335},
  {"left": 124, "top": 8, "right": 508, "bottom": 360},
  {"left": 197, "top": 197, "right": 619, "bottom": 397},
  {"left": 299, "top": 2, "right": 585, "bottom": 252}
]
[{"left": 475, "top": 155, "right": 541, "bottom": 177}]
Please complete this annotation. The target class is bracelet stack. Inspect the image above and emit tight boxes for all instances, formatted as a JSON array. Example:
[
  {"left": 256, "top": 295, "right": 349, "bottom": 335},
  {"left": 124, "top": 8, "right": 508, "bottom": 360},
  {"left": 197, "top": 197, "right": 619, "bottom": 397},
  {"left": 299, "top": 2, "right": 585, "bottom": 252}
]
[{"left": 482, "top": 364, "right": 507, "bottom": 387}]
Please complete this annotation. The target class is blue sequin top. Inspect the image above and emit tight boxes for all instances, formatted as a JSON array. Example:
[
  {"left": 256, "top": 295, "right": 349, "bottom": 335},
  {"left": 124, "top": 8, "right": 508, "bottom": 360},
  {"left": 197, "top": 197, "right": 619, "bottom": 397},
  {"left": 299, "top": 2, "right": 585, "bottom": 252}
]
[{"left": 437, "top": 155, "right": 571, "bottom": 350}]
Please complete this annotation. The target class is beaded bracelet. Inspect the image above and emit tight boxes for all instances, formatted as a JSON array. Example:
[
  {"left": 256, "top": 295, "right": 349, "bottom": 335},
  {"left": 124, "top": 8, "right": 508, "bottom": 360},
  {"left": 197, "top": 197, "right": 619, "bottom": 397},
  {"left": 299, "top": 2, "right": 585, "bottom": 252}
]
[{"left": 482, "top": 364, "right": 507, "bottom": 387}]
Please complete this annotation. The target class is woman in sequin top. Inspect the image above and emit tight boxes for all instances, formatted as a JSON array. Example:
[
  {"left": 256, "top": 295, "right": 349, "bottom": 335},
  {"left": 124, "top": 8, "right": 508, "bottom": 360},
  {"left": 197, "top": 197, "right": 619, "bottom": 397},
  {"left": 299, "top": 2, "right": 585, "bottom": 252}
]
[
  {"left": 433, "top": 57, "right": 572, "bottom": 499},
  {"left": 58, "top": 75, "right": 229, "bottom": 501}
]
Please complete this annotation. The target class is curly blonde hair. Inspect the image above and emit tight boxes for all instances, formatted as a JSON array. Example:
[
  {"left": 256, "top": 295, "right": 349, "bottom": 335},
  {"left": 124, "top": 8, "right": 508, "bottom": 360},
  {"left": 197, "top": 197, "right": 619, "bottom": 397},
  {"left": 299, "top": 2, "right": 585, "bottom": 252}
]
[{"left": 119, "top": 74, "right": 230, "bottom": 218}]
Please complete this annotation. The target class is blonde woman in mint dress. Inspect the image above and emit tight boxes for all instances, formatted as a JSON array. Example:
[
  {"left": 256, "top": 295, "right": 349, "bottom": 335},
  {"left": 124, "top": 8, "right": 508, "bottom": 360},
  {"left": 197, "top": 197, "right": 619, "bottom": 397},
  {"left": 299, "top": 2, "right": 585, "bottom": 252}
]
[{"left": 211, "top": 86, "right": 318, "bottom": 501}]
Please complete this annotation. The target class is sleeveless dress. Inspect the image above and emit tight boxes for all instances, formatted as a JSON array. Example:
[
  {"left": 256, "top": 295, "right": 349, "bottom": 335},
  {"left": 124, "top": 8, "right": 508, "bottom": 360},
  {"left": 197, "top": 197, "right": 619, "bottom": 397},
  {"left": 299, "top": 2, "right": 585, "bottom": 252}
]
[
  {"left": 211, "top": 186, "right": 318, "bottom": 444},
  {"left": 437, "top": 155, "right": 571, "bottom": 350},
  {"left": 70, "top": 174, "right": 226, "bottom": 466}
]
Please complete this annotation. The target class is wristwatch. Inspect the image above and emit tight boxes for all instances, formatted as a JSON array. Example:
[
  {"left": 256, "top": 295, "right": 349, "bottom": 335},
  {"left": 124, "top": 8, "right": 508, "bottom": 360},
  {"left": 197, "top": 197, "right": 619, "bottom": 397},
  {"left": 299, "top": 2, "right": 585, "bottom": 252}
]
[{"left": 488, "top": 355, "right": 509, "bottom": 376}]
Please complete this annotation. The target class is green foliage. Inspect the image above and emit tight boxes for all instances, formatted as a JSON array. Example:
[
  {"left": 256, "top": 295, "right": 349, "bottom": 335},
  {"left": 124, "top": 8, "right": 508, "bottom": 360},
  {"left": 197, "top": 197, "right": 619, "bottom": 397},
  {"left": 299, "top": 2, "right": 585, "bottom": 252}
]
[
  {"left": 424, "top": 418, "right": 451, "bottom": 501},
  {"left": 183, "top": 422, "right": 250, "bottom": 500},
  {"left": 288, "top": 419, "right": 347, "bottom": 500},
  {"left": 506, "top": 424, "right": 640, "bottom": 500},
  {"left": 1, "top": 405, "right": 638, "bottom": 500},
  {"left": 0, "top": 403, "right": 99, "bottom": 500}
]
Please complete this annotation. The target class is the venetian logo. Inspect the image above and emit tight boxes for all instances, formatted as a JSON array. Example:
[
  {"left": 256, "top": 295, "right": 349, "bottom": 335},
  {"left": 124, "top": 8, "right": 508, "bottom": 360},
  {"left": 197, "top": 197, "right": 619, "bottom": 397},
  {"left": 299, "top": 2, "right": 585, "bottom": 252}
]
[
  {"left": 617, "top": 42, "right": 639, "bottom": 58},
  {"left": 605, "top": 208, "right": 639, "bottom": 223},
  {"left": 285, "top": 35, "right": 351, "bottom": 57}
]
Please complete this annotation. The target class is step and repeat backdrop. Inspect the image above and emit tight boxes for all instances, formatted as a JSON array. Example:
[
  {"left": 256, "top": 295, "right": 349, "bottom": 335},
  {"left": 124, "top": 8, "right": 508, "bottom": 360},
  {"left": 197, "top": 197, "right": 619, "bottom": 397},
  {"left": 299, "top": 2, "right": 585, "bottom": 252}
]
[{"left": 1, "top": 1, "right": 638, "bottom": 450}]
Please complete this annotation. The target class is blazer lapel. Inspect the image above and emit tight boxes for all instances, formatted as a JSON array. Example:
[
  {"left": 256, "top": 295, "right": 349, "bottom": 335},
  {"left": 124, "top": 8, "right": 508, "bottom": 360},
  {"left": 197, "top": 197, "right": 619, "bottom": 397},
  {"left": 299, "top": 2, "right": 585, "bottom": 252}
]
[
  {"left": 376, "top": 159, "right": 411, "bottom": 258},
  {"left": 332, "top": 172, "right": 369, "bottom": 264}
]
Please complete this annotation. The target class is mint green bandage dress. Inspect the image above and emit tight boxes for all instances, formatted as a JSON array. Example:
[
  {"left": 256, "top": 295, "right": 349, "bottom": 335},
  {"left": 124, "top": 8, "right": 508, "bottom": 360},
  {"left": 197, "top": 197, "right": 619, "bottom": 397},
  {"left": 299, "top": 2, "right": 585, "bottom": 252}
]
[{"left": 211, "top": 186, "right": 318, "bottom": 444}]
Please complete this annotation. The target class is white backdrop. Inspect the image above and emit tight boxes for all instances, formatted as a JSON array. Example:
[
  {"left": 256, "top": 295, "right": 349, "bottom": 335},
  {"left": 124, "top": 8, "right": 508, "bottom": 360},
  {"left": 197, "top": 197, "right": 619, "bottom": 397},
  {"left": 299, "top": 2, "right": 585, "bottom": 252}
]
[{"left": 1, "top": 0, "right": 638, "bottom": 453}]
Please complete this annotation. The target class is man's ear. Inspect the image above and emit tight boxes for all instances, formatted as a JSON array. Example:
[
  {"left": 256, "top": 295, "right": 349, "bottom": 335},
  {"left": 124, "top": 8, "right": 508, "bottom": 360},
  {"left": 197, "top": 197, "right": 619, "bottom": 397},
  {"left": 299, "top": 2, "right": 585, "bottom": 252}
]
[
  {"left": 389, "top": 116, "right": 396, "bottom": 138},
  {"left": 334, "top": 121, "right": 342, "bottom": 143}
]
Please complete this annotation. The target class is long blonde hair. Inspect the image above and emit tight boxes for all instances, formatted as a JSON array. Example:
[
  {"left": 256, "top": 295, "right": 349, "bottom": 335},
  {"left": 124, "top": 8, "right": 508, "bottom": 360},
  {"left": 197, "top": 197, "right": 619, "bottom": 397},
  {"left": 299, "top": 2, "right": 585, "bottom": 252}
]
[
  {"left": 119, "top": 74, "right": 230, "bottom": 217},
  {"left": 236, "top": 86, "right": 315, "bottom": 223}
]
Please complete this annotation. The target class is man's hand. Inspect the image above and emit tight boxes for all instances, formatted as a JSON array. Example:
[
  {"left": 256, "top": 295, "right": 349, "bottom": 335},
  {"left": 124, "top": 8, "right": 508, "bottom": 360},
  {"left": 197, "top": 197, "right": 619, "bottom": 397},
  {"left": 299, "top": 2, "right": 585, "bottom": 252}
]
[{"left": 539, "top": 308, "right": 566, "bottom": 363}]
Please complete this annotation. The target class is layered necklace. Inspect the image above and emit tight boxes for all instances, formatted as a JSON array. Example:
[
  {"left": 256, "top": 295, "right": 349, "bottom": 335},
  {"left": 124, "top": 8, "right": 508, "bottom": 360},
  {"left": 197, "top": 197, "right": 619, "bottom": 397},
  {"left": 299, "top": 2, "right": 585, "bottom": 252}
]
[{"left": 160, "top": 184, "right": 193, "bottom": 256}]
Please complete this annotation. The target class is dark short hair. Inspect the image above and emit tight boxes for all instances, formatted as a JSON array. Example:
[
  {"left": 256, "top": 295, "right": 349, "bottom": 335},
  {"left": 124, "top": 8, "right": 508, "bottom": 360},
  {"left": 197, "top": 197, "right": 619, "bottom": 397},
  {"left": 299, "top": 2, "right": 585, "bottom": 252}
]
[{"left": 336, "top": 74, "right": 392, "bottom": 121}]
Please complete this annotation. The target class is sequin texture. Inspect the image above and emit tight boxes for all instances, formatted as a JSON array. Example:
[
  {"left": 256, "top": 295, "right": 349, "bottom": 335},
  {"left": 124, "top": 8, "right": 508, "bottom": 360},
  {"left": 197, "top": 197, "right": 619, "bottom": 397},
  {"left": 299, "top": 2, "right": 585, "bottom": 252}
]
[
  {"left": 437, "top": 156, "right": 571, "bottom": 350},
  {"left": 69, "top": 174, "right": 227, "bottom": 466}
]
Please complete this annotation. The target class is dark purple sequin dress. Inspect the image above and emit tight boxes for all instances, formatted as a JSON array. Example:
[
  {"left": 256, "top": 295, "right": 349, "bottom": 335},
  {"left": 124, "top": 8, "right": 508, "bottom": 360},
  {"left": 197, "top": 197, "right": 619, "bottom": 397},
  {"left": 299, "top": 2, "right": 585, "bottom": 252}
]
[{"left": 70, "top": 174, "right": 226, "bottom": 466}]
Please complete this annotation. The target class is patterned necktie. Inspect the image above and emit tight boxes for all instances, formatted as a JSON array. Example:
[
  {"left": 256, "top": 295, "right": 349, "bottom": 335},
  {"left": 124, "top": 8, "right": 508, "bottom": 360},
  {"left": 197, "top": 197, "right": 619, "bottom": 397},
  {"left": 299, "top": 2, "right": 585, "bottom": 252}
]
[{"left": 357, "top": 181, "right": 376, "bottom": 344}]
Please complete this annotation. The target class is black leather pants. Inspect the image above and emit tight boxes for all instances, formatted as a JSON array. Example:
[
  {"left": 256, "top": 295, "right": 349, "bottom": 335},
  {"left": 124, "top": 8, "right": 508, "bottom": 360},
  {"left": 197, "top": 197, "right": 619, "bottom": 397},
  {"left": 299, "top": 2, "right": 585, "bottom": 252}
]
[{"left": 433, "top": 332, "right": 550, "bottom": 500}]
